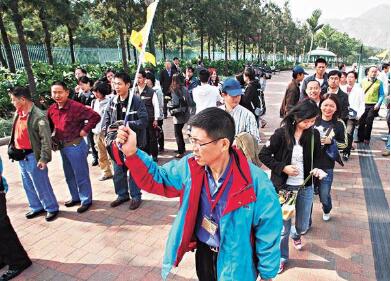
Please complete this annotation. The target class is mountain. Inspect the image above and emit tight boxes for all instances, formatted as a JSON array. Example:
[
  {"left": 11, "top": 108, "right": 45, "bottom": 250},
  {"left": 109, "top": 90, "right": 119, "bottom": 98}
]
[{"left": 324, "top": 4, "right": 390, "bottom": 49}]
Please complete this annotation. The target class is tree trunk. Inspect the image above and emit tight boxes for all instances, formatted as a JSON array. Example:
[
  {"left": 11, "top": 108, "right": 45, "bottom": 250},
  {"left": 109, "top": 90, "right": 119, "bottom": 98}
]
[
  {"left": 207, "top": 36, "right": 210, "bottom": 60},
  {"left": 243, "top": 37, "right": 246, "bottom": 61},
  {"left": 118, "top": 26, "right": 128, "bottom": 72},
  {"left": 126, "top": 36, "right": 131, "bottom": 62},
  {"left": 0, "top": 8, "right": 15, "bottom": 72},
  {"left": 148, "top": 26, "right": 156, "bottom": 56},
  {"left": 161, "top": 6, "right": 166, "bottom": 60},
  {"left": 8, "top": 0, "right": 36, "bottom": 94},
  {"left": 133, "top": 46, "right": 137, "bottom": 65},
  {"left": 308, "top": 34, "right": 314, "bottom": 63},
  {"left": 180, "top": 28, "right": 184, "bottom": 60},
  {"left": 38, "top": 8, "right": 53, "bottom": 65},
  {"left": 212, "top": 39, "right": 215, "bottom": 61},
  {"left": 236, "top": 35, "right": 239, "bottom": 61},
  {"left": 0, "top": 45, "right": 6, "bottom": 67},
  {"left": 224, "top": 24, "right": 228, "bottom": 62},
  {"left": 200, "top": 28, "right": 204, "bottom": 61},
  {"left": 67, "top": 25, "right": 75, "bottom": 64}
]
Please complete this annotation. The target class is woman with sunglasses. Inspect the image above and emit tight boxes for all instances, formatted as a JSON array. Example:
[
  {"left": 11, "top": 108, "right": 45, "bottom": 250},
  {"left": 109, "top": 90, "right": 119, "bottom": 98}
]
[{"left": 260, "top": 99, "right": 324, "bottom": 274}]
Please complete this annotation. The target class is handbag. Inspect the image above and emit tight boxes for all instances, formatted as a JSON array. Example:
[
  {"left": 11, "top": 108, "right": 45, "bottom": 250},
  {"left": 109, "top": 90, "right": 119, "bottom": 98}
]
[
  {"left": 279, "top": 133, "right": 314, "bottom": 221},
  {"left": 7, "top": 143, "right": 30, "bottom": 161},
  {"left": 167, "top": 91, "right": 188, "bottom": 117}
]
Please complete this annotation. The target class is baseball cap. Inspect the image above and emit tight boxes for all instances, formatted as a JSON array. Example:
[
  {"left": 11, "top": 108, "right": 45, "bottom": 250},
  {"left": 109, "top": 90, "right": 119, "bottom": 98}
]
[
  {"left": 222, "top": 78, "right": 243, "bottom": 96},
  {"left": 292, "top": 65, "right": 308, "bottom": 75}
]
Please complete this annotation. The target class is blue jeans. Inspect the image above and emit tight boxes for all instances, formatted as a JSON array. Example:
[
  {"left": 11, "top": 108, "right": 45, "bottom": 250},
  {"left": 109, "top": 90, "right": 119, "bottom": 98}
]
[
  {"left": 18, "top": 153, "right": 59, "bottom": 213},
  {"left": 319, "top": 169, "right": 334, "bottom": 214},
  {"left": 60, "top": 140, "right": 92, "bottom": 205},
  {"left": 112, "top": 160, "right": 141, "bottom": 201},
  {"left": 280, "top": 185, "right": 313, "bottom": 263}
]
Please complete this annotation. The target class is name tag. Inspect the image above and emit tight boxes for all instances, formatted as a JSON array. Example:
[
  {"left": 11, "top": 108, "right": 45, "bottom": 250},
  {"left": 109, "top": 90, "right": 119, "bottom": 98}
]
[{"left": 201, "top": 216, "right": 218, "bottom": 236}]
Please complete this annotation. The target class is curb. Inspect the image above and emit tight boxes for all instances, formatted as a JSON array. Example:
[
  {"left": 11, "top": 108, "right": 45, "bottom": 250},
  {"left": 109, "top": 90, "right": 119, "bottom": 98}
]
[{"left": 0, "top": 137, "right": 10, "bottom": 146}]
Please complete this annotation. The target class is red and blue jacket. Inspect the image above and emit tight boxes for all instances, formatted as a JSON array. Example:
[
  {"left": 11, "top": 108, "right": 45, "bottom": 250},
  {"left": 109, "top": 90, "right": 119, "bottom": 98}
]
[{"left": 124, "top": 147, "right": 282, "bottom": 280}]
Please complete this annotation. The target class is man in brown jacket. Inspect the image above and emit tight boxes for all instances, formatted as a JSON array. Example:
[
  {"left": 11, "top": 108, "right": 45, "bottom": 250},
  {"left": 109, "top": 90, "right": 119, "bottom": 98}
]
[{"left": 279, "top": 66, "right": 307, "bottom": 118}]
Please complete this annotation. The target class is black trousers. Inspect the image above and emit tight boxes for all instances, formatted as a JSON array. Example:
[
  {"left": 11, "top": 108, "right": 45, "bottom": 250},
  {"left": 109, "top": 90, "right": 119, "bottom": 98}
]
[
  {"left": 195, "top": 240, "right": 218, "bottom": 281},
  {"left": 144, "top": 120, "right": 158, "bottom": 160},
  {"left": 0, "top": 192, "right": 31, "bottom": 269},
  {"left": 88, "top": 131, "right": 98, "bottom": 160},
  {"left": 174, "top": 123, "right": 185, "bottom": 154},
  {"left": 357, "top": 104, "right": 379, "bottom": 142},
  {"left": 157, "top": 119, "right": 164, "bottom": 150}
]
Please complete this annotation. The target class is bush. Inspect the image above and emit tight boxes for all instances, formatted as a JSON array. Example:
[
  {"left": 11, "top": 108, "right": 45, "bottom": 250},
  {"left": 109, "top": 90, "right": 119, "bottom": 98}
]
[{"left": 0, "top": 118, "right": 13, "bottom": 138}]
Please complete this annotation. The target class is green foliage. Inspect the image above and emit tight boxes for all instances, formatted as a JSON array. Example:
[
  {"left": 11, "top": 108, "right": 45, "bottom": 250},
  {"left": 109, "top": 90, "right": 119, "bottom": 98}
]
[{"left": 0, "top": 118, "right": 13, "bottom": 137}]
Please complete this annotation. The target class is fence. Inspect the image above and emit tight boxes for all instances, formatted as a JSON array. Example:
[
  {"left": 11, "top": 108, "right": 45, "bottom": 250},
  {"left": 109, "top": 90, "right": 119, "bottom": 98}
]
[{"left": 1, "top": 44, "right": 299, "bottom": 69}]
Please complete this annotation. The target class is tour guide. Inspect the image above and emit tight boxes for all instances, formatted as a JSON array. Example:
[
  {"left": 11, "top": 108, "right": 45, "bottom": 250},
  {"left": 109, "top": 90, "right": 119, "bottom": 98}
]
[{"left": 114, "top": 107, "right": 282, "bottom": 281}]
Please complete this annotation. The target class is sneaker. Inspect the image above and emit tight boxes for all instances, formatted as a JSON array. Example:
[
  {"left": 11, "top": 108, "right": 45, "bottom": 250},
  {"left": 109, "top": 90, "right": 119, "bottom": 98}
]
[
  {"left": 293, "top": 239, "right": 303, "bottom": 250},
  {"left": 342, "top": 153, "right": 349, "bottom": 161},
  {"left": 382, "top": 149, "right": 390, "bottom": 156},
  {"left": 323, "top": 212, "right": 330, "bottom": 221},
  {"left": 278, "top": 262, "right": 285, "bottom": 274}
]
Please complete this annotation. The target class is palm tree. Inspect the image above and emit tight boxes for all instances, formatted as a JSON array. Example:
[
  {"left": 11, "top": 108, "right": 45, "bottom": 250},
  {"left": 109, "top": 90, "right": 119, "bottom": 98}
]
[
  {"left": 319, "top": 24, "right": 335, "bottom": 49},
  {"left": 306, "top": 9, "right": 324, "bottom": 62}
]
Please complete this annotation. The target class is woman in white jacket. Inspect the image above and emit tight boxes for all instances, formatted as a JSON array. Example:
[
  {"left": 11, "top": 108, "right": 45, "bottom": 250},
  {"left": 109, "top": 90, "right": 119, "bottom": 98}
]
[{"left": 340, "top": 71, "right": 365, "bottom": 160}]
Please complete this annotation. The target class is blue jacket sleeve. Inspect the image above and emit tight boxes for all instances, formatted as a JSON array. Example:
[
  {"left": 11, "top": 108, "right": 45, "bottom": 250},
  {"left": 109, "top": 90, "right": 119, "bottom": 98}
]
[
  {"left": 252, "top": 169, "right": 282, "bottom": 279},
  {"left": 377, "top": 81, "right": 385, "bottom": 106}
]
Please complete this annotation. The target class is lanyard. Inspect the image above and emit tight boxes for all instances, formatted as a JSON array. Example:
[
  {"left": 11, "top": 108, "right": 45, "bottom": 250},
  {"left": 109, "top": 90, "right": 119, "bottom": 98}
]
[{"left": 203, "top": 165, "right": 233, "bottom": 213}]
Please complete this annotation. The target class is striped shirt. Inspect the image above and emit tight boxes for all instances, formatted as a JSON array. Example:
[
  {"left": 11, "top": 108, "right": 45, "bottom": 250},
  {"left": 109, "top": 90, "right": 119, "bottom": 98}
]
[{"left": 219, "top": 104, "right": 260, "bottom": 143}]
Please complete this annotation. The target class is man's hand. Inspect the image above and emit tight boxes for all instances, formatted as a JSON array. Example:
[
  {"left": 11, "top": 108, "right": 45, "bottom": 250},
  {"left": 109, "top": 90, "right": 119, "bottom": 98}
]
[
  {"left": 321, "top": 136, "right": 332, "bottom": 145},
  {"left": 37, "top": 161, "right": 47, "bottom": 170},
  {"left": 283, "top": 165, "right": 299, "bottom": 176},
  {"left": 116, "top": 125, "right": 137, "bottom": 157},
  {"left": 374, "top": 104, "right": 380, "bottom": 111},
  {"left": 80, "top": 130, "right": 88, "bottom": 137}
]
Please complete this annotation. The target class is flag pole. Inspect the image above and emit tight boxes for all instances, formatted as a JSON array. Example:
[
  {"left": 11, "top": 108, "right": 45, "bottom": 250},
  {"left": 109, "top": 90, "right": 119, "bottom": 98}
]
[{"left": 125, "top": 0, "right": 159, "bottom": 121}]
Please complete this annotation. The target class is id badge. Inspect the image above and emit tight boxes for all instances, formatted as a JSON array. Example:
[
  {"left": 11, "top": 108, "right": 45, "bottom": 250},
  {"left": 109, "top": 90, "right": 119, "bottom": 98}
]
[{"left": 201, "top": 216, "right": 218, "bottom": 236}]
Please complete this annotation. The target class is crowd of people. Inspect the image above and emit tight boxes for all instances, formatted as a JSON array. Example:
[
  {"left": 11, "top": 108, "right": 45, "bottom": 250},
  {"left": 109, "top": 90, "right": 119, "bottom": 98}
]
[{"left": 0, "top": 56, "right": 389, "bottom": 280}]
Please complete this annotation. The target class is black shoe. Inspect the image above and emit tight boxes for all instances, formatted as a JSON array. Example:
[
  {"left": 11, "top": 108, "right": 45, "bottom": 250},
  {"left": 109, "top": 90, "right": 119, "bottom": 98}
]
[
  {"left": 129, "top": 199, "right": 142, "bottom": 210},
  {"left": 45, "top": 211, "right": 59, "bottom": 222},
  {"left": 92, "top": 159, "right": 99, "bottom": 166},
  {"left": 110, "top": 197, "right": 130, "bottom": 208},
  {"left": 77, "top": 204, "right": 91, "bottom": 213},
  {"left": 25, "top": 210, "right": 45, "bottom": 219},
  {"left": 1, "top": 261, "right": 32, "bottom": 281},
  {"left": 342, "top": 153, "right": 349, "bottom": 161},
  {"left": 64, "top": 200, "right": 81, "bottom": 207}
]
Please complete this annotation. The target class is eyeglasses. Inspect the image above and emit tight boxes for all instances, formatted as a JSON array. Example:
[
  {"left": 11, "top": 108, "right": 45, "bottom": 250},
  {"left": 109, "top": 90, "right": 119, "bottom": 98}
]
[{"left": 188, "top": 135, "right": 223, "bottom": 149}]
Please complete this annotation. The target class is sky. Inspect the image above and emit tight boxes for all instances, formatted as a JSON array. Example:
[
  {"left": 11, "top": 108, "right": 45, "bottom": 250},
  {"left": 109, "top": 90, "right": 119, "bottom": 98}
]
[{"left": 272, "top": 0, "right": 390, "bottom": 22}]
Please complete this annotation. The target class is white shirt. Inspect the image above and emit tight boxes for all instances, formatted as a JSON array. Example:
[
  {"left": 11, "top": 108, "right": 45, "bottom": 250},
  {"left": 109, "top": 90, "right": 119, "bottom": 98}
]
[
  {"left": 219, "top": 104, "right": 260, "bottom": 143},
  {"left": 193, "top": 83, "right": 222, "bottom": 114},
  {"left": 91, "top": 97, "right": 110, "bottom": 134},
  {"left": 340, "top": 84, "right": 365, "bottom": 119},
  {"left": 286, "top": 141, "right": 304, "bottom": 186}
]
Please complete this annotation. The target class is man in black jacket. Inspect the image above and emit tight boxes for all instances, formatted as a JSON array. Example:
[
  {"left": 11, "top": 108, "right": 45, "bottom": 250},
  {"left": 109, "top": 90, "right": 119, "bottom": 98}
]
[
  {"left": 159, "top": 59, "right": 173, "bottom": 118},
  {"left": 102, "top": 72, "right": 148, "bottom": 210},
  {"left": 301, "top": 58, "right": 328, "bottom": 99},
  {"left": 280, "top": 66, "right": 308, "bottom": 118},
  {"left": 324, "top": 70, "right": 349, "bottom": 122}
]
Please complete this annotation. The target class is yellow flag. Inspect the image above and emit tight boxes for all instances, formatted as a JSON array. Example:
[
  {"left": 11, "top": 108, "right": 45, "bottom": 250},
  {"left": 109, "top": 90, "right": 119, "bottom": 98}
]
[{"left": 129, "top": 1, "right": 158, "bottom": 66}]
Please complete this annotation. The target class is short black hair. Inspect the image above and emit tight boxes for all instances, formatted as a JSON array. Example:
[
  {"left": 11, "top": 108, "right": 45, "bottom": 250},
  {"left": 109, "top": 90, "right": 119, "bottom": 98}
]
[
  {"left": 78, "top": 76, "right": 93, "bottom": 86},
  {"left": 327, "top": 70, "right": 341, "bottom": 79},
  {"left": 145, "top": 72, "right": 156, "bottom": 86},
  {"left": 315, "top": 58, "right": 328, "bottom": 66},
  {"left": 75, "top": 67, "right": 87, "bottom": 75},
  {"left": 341, "top": 71, "right": 347, "bottom": 77},
  {"left": 188, "top": 107, "right": 235, "bottom": 147},
  {"left": 51, "top": 81, "right": 69, "bottom": 91},
  {"left": 9, "top": 86, "right": 31, "bottom": 100},
  {"left": 138, "top": 69, "right": 147, "bottom": 78},
  {"left": 382, "top": 63, "right": 390, "bottom": 70},
  {"left": 347, "top": 71, "right": 358, "bottom": 79},
  {"left": 114, "top": 72, "right": 131, "bottom": 84},
  {"left": 186, "top": 66, "right": 195, "bottom": 72},
  {"left": 173, "top": 57, "right": 179, "bottom": 61},
  {"left": 92, "top": 81, "right": 111, "bottom": 96},
  {"left": 199, "top": 69, "right": 210, "bottom": 83}
]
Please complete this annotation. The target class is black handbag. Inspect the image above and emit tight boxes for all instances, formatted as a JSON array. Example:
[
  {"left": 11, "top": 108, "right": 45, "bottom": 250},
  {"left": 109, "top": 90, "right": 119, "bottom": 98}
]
[{"left": 7, "top": 143, "right": 29, "bottom": 161}]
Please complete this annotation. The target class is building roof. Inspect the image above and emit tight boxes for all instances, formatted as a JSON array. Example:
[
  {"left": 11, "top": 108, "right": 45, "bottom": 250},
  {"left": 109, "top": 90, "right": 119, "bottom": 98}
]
[{"left": 307, "top": 47, "right": 337, "bottom": 57}]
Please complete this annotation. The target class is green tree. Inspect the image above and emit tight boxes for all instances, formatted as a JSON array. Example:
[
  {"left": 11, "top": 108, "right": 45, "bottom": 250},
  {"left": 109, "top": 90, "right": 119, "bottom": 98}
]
[
  {"left": 306, "top": 9, "right": 324, "bottom": 61},
  {"left": 0, "top": 4, "right": 15, "bottom": 72}
]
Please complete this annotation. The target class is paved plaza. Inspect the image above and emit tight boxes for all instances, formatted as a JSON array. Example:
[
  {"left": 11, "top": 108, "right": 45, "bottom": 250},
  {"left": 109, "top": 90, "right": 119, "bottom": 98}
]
[{"left": 0, "top": 70, "right": 389, "bottom": 281}]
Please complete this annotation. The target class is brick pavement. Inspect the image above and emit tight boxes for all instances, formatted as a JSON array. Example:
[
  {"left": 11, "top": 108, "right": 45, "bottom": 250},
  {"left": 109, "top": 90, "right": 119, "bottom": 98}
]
[{"left": 0, "top": 70, "right": 388, "bottom": 281}]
